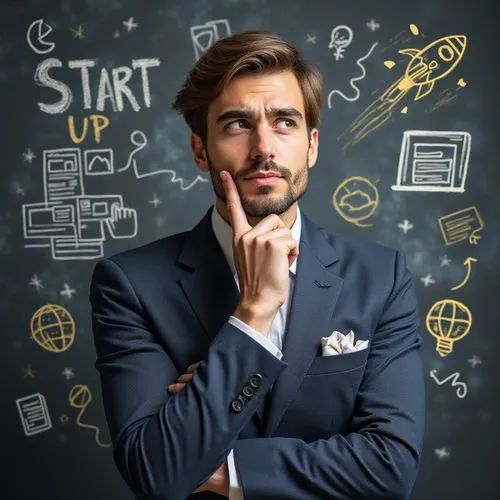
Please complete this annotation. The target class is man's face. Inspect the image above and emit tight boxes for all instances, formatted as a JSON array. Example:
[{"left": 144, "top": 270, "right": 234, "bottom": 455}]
[{"left": 192, "top": 70, "right": 319, "bottom": 221}]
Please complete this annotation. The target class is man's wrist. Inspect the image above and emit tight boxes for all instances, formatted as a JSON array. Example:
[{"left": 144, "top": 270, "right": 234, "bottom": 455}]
[
  {"left": 233, "top": 302, "right": 277, "bottom": 336},
  {"left": 212, "top": 460, "right": 230, "bottom": 497}
]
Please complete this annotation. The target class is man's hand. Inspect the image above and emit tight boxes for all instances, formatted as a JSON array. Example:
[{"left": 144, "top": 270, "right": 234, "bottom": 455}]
[
  {"left": 168, "top": 361, "right": 230, "bottom": 497},
  {"left": 167, "top": 361, "right": 202, "bottom": 393},
  {"left": 220, "top": 170, "right": 298, "bottom": 334},
  {"left": 192, "top": 461, "right": 229, "bottom": 496}
]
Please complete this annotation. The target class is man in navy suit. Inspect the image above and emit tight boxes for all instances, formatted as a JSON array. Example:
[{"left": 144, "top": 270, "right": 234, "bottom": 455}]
[{"left": 90, "top": 30, "right": 425, "bottom": 499}]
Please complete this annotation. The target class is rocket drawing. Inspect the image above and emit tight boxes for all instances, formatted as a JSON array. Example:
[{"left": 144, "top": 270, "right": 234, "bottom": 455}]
[{"left": 342, "top": 35, "right": 467, "bottom": 148}]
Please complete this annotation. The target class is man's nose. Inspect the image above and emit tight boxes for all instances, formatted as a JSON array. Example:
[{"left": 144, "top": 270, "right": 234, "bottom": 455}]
[{"left": 250, "top": 125, "right": 274, "bottom": 161}]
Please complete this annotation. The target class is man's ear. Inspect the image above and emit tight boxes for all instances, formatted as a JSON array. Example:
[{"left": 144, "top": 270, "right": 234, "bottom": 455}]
[
  {"left": 191, "top": 133, "right": 209, "bottom": 172},
  {"left": 307, "top": 128, "right": 319, "bottom": 168}
]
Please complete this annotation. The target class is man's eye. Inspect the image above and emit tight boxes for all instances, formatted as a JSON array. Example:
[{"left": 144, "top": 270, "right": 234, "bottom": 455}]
[
  {"left": 227, "top": 120, "right": 249, "bottom": 130},
  {"left": 276, "top": 119, "right": 296, "bottom": 129}
]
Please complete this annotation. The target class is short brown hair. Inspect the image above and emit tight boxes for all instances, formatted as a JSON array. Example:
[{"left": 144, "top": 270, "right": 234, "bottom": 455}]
[{"left": 171, "top": 30, "right": 323, "bottom": 143}]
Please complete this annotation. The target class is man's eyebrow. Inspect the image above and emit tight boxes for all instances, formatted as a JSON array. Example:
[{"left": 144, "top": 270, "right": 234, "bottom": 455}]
[{"left": 215, "top": 107, "right": 304, "bottom": 124}]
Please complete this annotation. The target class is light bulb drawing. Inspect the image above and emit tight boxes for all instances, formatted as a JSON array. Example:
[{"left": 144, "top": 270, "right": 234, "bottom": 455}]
[
  {"left": 426, "top": 299, "right": 472, "bottom": 357},
  {"left": 328, "top": 25, "right": 354, "bottom": 61}
]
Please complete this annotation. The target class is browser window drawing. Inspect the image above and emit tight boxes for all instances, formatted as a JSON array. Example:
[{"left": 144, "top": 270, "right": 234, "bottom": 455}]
[
  {"left": 22, "top": 148, "right": 137, "bottom": 260},
  {"left": 190, "top": 19, "right": 231, "bottom": 60},
  {"left": 392, "top": 130, "right": 471, "bottom": 192}
]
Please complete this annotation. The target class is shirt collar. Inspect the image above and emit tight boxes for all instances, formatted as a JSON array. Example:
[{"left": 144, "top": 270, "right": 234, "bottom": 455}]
[{"left": 211, "top": 203, "right": 302, "bottom": 277}]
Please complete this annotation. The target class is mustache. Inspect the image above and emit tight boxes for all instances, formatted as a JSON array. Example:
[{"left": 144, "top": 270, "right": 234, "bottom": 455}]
[{"left": 238, "top": 160, "right": 290, "bottom": 180}]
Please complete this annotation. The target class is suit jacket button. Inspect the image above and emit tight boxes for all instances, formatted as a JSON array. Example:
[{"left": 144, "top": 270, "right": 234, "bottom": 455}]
[
  {"left": 249, "top": 374, "right": 263, "bottom": 389},
  {"left": 242, "top": 386, "right": 254, "bottom": 398},
  {"left": 231, "top": 396, "right": 245, "bottom": 412}
]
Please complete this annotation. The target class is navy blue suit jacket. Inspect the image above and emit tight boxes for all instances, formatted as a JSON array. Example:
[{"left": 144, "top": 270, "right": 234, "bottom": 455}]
[{"left": 90, "top": 205, "right": 425, "bottom": 500}]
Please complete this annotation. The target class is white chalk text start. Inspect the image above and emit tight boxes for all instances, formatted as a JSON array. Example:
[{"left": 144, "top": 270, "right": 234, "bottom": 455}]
[{"left": 34, "top": 57, "right": 161, "bottom": 114}]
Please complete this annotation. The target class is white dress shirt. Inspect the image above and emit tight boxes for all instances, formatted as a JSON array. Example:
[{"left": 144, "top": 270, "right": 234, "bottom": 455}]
[{"left": 210, "top": 204, "right": 302, "bottom": 500}]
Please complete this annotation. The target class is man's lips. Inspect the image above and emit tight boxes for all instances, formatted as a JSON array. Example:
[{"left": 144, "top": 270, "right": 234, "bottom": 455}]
[
  {"left": 243, "top": 174, "right": 282, "bottom": 186},
  {"left": 244, "top": 172, "right": 282, "bottom": 180}
]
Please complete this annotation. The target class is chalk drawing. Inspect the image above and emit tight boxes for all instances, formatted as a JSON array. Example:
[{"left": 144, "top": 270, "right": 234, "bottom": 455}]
[
  {"left": 328, "top": 42, "right": 379, "bottom": 107},
  {"left": 27, "top": 19, "right": 55, "bottom": 55},
  {"left": 22, "top": 148, "right": 138, "bottom": 260},
  {"left": 118, "top": 130, "right": 208, "bottom": 191},
  {"left": 190, "top": 19, "right": 231, "bottom": 60},
  {"left": 16, "top": 392, "right": 53, "bottom": 436}
]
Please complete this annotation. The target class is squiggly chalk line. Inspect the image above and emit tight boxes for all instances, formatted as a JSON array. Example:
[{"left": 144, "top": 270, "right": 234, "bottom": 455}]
[
  {"left": 118, "top": 130, "right": 208, "bottom": 191},
  {"left": 430, "top": 369, "right": 467, "bottom": 399},
  {"left": 328, "top": 42, "right": 379, "bottom": 107}
]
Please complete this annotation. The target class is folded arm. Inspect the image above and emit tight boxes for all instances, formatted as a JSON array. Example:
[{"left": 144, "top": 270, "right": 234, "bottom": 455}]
[
  {"left": 232, "top": 250, "right": 425, "bottom": 500},
  {"left": 90, "top": 258, "right": 287, "bottom": 499}
]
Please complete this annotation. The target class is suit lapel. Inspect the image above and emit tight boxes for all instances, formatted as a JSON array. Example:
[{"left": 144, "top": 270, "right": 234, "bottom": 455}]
[
  {"left": 177, "top": 207, "right": 266, "bottom": 430},
  {"left": 177, "top": 207, "right": 240, "bottom": 343},
  {"left": 177, "top": 206, "right": 344, "bottom": 436},
  {"left": 264, "top": 212, "right": 344, "bottom": 437}
]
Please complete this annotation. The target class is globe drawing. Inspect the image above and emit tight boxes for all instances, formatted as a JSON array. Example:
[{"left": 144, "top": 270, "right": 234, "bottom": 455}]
[
  {"left": 426, "top": 299, "right": 472, "bottom": 357},
  {"left": 332, "top": 176, "right": 379, "bottom": 227},
  {"left": 30, "top": 304, "right": 75, "bottom": 353}
]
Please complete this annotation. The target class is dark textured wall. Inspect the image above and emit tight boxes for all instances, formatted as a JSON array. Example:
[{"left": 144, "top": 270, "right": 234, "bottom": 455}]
[{"left": 2, "top": 0, "right": 498, "bottom": 498}]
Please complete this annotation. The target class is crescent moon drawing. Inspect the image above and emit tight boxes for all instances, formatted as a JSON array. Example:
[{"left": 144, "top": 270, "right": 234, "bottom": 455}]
[{"left": 27, "top": 19, "right": 55, "bottom": 54}]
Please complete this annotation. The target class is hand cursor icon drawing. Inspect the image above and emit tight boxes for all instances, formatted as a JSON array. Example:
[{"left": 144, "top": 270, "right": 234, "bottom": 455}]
[{"left": 106, "top": 203, "right": 138, "bottom": 239}]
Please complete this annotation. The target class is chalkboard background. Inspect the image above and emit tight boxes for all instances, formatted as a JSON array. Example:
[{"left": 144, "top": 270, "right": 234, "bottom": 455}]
[{"left": 2, "top": 0, "right": 499, "bottom": 498}]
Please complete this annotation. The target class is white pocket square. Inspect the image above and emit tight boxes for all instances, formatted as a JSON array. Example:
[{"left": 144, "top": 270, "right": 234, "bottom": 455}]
[{"left": 321, "top": 330, "right": 369, "bottom": 356}]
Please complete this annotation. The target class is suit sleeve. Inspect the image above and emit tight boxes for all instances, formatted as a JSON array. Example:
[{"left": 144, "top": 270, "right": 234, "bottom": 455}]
[
  {"left": 227, "top": 316, "right": 284, "bottom": 500},
  {"left": 232, "top": 250, "right": 426, "bottom": 500},
  {"left": 89, "top": 258, "right": 287, "bottom": 500}
]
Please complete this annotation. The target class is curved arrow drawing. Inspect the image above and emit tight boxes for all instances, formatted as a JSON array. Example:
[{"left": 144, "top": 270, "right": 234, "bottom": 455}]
[{"left": 451, "top": 257, "right": 477, "bottom": 291}]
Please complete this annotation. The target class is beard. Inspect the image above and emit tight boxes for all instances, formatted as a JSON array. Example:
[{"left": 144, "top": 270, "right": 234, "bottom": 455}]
[{"left": 206, "top": 150, "right": 310, "bottom": 218}]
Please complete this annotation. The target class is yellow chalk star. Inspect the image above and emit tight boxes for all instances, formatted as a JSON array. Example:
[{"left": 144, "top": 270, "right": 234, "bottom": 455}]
[
  {"left": 23, "top": 364, "right": 35, "bottom": 379},
  {"left": 306, "top": 34, "right": 317, "bottom": 44},
  {"left": 72, "top": 24, "right": 85, "bottom": 40}
]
